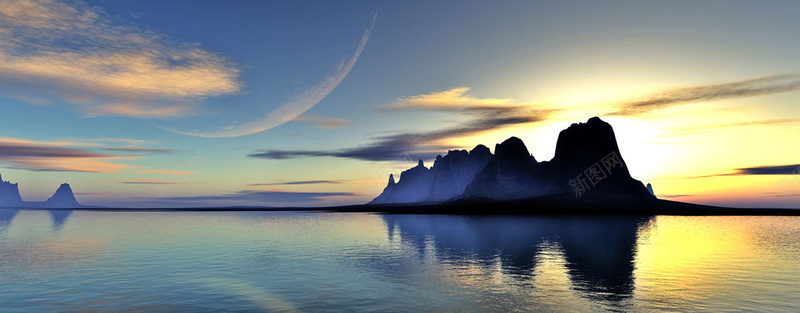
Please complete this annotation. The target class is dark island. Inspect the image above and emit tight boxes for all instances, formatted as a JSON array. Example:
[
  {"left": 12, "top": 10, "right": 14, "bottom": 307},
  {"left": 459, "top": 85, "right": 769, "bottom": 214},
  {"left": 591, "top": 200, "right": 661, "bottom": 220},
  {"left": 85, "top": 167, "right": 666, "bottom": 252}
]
[
  {"left": 325, "top": 117, "right": 800, "bottom": 215},
  {"left": 1, "top": 117, "right": 798, "bottom": 215}
]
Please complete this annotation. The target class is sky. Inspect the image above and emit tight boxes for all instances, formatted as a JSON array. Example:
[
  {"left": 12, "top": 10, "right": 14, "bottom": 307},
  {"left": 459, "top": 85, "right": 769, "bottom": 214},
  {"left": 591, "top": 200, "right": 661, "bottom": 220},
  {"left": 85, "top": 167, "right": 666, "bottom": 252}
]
[{"left": 1, "top": 0, "right": 800, "bottom": 208}]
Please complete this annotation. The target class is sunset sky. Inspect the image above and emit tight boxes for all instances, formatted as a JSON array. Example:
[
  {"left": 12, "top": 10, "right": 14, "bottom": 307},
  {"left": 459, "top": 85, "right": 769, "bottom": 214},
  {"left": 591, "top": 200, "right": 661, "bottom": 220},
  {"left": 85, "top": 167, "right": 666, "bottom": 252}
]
[{"left": 1, "top": 0, "right": 800, "bottom": 208}]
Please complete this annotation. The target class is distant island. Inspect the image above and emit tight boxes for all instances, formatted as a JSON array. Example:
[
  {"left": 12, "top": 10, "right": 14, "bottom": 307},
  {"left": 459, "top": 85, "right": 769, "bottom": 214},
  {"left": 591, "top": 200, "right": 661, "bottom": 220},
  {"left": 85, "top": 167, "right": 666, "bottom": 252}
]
[
  {"left": 1, "top": 117, "right": 798, "bottom": 215},
  {"left": 336, "top": 117, "right": 798, "bottom": 215},
  {"left": 0, "top": 174, "right": 83, "bottom": 209},
  {"left": 371, "top": 117, "right": 653, "bottom": 205}
]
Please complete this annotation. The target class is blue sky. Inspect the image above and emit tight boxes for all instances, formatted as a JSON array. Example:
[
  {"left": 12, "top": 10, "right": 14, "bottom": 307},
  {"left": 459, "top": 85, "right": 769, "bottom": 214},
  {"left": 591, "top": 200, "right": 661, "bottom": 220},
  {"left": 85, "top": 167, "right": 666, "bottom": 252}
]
[{"left": 2, "top": 0, "right": 800, "bottom": 207}]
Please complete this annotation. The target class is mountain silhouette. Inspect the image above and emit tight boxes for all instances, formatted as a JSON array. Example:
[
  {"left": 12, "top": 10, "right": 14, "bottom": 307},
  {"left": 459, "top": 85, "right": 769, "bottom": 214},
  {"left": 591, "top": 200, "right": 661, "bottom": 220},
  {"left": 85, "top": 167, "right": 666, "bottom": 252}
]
[
  {"left": 370, "top": 160, "right": 432, "bottom": 204},
  {"left": 0, "top": 174, "right": 23, "bottom": 207},
  {"left": 426, "top": 145, "right": 492, "bottom": 202},
  {"left": 543, "top": 116, "right": 651, "bottom": 201},
  {"left": 370, "top": 145, "right": 493, "bottom": 204},
  {"left": 371, "top": 117, "right": 654, "bottom": 206},
  {"left": 46, "top": 183, "right": 82, "bottom": 209},
  {"left": 462, "top": 137, "right": 546, "bottom": 200},
  {"left": 0, "top": 173, "right": 83, "bottom": 208}
]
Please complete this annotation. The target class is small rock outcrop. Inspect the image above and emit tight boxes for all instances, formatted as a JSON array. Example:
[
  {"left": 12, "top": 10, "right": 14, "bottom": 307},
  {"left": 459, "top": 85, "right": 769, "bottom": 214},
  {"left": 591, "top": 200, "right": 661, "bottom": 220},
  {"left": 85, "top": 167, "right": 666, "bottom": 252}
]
[
  {"left": 0, "top": 174, "right": 23, "bottom": 207},
  {"left": 646, "top": 183, "right": 656, "bottom": 198},
  {"left": 45, "top": 183, "right": 81, "bottom": 208}
]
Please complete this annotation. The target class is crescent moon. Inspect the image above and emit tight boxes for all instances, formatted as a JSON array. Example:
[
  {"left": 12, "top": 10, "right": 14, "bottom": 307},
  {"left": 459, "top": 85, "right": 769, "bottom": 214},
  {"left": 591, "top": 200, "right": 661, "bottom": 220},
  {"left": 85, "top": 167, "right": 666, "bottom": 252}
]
[{"left": 161, "top": 12, "right": 377, "bottom": 138}]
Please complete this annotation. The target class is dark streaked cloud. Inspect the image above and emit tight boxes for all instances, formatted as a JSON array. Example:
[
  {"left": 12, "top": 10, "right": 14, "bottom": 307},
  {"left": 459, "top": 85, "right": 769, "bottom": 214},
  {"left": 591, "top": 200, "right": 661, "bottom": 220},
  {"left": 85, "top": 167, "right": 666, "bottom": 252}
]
[
  {"left": 250, "top": 113, "right": 545, "bottom": 162},
  {"left": 0, "top": 143, "right": 111, "bottom": 158},
  {"left": 250, "top": 180, "right": 344, "bottom": 186},
  {"left": 0, "top": 136, "right": 183, "bottom": 172},
  {"left": 0, "top": 138, "right": 127, "bottom": 172},
  {"left": 735, "top": 164, "right": 800, "bottom": 175},
  {"left": 161, "top": 190, "right": 358, "bottom": 203},
  {"left": 611, "top": 74, "right": 800, "bottom": 116},
  {"left": 687, "top": 163, "right": 800, "bottom": 179},
  {"left": 251, "top": 88, "right": 553, "bottom": 162}
]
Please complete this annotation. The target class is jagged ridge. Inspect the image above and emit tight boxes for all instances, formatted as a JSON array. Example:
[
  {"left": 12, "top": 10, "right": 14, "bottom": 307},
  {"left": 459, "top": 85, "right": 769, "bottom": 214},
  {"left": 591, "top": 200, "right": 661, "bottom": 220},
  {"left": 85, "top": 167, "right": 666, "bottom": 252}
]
[
  {"left": 370, "top": 145, "right": 492, "bottom": 204},
  {"left": 371, "top": 117, "right": 655, "bottom": 205},
  {"left": 0, "top": 173, "right": 23, "bottom": 207}
]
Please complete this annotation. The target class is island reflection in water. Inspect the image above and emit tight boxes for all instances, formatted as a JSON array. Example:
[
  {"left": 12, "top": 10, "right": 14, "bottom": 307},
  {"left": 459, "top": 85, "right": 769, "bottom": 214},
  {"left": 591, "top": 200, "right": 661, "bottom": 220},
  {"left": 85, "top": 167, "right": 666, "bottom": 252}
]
[
  {"left": 381, "top": 215, "right": 651, "bottom": 310},
  {"left": 0, "top": 210, "right": 798, "bottom": 312}
]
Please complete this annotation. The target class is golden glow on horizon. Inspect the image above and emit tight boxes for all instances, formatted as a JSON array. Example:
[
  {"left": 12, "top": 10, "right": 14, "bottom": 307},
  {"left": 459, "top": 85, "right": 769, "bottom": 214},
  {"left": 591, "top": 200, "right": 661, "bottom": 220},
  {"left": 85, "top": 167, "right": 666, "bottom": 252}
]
[{"left": 437, "top": 81, "right": 800, "bottom": 207}]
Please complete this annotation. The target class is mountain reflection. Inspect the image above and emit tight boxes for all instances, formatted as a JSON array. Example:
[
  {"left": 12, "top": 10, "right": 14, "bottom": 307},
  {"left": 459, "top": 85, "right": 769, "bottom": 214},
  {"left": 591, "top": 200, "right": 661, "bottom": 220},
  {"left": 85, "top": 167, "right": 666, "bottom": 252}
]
[
  {"left": 382, "top": 214, "right": 653, "bottom": 304},
  {"left": 47, "top": 210, "right": 73, "bottom": 232},
  {"left": 0, "top": 209, "right": 19, "bottom": 235}
]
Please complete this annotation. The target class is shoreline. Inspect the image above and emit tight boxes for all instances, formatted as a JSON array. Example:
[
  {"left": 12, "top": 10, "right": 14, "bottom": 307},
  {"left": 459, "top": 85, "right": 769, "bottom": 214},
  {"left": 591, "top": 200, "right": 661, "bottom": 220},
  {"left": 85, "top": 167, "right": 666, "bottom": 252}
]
[{"left": 4, "top": 199, "right": 799, "bottom": 216}]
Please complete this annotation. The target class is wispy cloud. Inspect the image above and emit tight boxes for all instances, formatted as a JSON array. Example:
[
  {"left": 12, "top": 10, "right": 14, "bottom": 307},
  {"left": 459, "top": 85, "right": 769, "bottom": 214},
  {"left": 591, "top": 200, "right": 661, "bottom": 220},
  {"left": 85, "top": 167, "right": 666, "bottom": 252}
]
[
  {"left": 0, "top": 135, "right": 173, "bottom": 173},
  {"left": 84, "top": 138, "right": 157, "bottom": 145},
  {"left": 292, "top": 115, "right": 352, "bottom": 129},
  {"left": 103, "top": 147, "right": 174, "bottom": 154},
  {"left": 0, "top": 0, "right": 241, "bottom": 118},
  {"left": 250, "top": 180, "right": 344, "bottom": 186},
  {"left": 385, "top": 87, "right": 516, "bottom": 111},
  {"left": 673, "top": 119, "right": 800, "bottom": 134},
  {"left": 135, "top": 170, "right": 194, "bottom": 176},
  {"left": 161, "top": 190, "right": 358, "bottom": 204},
  {"left": 110, "top": 179, "right": 198, "bottom": 185},
  {"left": 74, "top": 192, "right": 121, "bottom": 196},
  {"left": 0, "top": 137, "right": 130, "bottom": 172},
  {"left": 250, "top": 88, "right": 552, "bottom": 161},
  {"left": 610, "top": 74, "right": 800, "bottom": 116},
  {"left": 657, "top": 194, "right": 693, "bottom": 199}
]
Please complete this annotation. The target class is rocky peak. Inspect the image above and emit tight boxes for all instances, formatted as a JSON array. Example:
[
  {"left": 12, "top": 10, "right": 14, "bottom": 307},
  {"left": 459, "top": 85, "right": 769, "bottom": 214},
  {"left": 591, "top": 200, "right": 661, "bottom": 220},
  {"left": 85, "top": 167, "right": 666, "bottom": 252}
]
[
  {"left": 494, "top": 137, "right": 530, "bottom": 160},
  {"left": 0, "top": 173, "right": 23, "bottom": 207},
  {"left": 547, "top": 117, "right": 650, "bottom": 199},
  {"left": 470, "top": 144, "right": 491, "bottom": 159},
  {"left": 462, "top": 137, "right": 543, "bottom": 200},
  {"left": 46, "top": 183, "right": 81, "bottom": 208}
]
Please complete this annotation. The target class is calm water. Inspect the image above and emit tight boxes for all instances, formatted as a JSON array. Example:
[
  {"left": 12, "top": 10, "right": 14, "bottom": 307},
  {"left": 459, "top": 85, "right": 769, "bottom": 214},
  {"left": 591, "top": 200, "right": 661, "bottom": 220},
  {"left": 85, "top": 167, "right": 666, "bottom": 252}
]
[{"left": 0, "top": 210, "right": 798, "bottom": 312}]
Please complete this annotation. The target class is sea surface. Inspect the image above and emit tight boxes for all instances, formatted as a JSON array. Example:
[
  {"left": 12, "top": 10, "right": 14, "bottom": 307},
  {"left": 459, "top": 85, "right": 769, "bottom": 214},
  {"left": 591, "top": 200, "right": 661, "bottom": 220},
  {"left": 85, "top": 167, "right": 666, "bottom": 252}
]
[{"left": 0, "top": 209, "right": 798, "bottom": 312}]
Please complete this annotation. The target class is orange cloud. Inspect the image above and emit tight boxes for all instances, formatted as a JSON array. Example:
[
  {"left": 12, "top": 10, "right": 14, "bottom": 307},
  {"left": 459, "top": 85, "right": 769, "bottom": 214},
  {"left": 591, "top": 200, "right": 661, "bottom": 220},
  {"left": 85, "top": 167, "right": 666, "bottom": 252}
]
[
  {"left": 386, "top": 87, "right": 518, "bottom": 110},
  {"left": 0, "top": 0, "right": 241, "bottom": 118}
]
